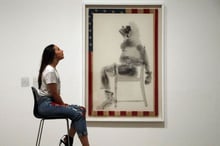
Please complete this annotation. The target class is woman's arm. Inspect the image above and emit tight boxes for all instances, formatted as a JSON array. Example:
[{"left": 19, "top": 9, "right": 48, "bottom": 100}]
[{"left": 47, "top": 83, "right": 65, "bottom": 105}]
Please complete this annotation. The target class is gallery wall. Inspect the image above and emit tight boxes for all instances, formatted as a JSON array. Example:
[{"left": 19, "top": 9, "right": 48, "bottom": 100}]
[{"left": 0, "top": 0, "right": 219, "bottom": 145}]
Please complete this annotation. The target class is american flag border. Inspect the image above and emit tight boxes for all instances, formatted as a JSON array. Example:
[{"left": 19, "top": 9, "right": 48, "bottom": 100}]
[{"left": 87, "top": 7, "right": 159, "bottom": 117}]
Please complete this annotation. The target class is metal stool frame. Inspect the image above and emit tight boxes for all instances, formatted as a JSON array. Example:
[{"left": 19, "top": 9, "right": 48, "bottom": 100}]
[{"left": 31, "top": 86, "right": 70, "bottom": 146}]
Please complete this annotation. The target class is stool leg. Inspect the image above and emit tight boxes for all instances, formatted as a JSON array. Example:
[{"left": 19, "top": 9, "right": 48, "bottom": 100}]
[
  {"left": 36, "top": 119, "right": 44, "bottom": 146},
  {"left": 66, "top": 119, "right": 70, "bottom": 146}
]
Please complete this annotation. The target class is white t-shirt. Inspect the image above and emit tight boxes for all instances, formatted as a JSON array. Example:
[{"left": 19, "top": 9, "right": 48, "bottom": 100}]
[{"left": 39, "top": 65, "right": 61, "bottom": 97}]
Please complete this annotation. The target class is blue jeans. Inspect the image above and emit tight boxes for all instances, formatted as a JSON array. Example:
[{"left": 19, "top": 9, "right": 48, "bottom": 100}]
[{"left": 37, "top": 97, "right": 88, "bottom": 137}]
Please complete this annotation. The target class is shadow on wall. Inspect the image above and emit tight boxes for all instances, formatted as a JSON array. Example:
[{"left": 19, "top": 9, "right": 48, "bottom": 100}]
[{"left": 87, "top": 121, "right": 165, "bottom": 128}]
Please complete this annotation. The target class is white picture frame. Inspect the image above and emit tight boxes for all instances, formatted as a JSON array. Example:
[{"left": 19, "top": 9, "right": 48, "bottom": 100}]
[{"left": 82, "top": 1, "right": 165, "bottom": 122}]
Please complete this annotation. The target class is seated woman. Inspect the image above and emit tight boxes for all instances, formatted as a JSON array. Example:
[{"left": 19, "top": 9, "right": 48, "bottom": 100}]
[
  {"left": 98, "top": 22, "right": 152, "bottom": 109},
  {"left": 37, "top": 44, "right": 90, "bottom": 146}
]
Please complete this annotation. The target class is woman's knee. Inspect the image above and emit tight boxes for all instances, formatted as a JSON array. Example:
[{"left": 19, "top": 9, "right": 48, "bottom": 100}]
[{"left": 74, "top": 108, "right": 86, "bottom": 120}]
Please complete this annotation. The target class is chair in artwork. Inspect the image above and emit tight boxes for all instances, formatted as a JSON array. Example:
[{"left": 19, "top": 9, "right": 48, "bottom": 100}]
[{"left": 114, "top": 65, "right": 147, "bottom": 107}]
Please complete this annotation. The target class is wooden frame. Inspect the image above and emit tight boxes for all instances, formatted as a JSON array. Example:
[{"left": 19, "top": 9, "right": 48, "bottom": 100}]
[{"left": 82, "top": 1, "right": 165, "bottom": 122}]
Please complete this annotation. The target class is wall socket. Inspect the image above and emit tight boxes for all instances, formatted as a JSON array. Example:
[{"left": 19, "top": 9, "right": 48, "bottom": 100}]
[{"left": 21, "top": 77, "right": 30, "bottom": 87}]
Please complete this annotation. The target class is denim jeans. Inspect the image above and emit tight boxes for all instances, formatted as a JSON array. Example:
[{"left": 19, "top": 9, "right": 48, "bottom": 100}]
[{"left": 37, "top": 97, "right": 88, "bottom": 137}]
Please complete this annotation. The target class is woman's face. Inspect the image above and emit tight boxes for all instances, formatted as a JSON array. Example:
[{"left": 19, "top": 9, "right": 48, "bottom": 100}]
[{"left": 54, "top": 45, "right": 64, "bottom": 60}]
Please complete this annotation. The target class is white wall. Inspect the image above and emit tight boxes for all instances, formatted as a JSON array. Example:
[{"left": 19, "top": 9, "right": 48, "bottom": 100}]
[{"left": 0, "top": 0, "right": 219, "bottom": 146}]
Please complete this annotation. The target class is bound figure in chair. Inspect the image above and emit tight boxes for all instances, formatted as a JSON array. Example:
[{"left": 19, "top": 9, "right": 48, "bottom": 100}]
[{"left": 97, "top": 22, "right": 152, "bottom": 109}]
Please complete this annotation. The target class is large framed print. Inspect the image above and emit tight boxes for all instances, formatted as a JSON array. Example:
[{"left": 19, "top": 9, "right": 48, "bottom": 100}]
[{"left": 83, "top": 2, "right": 165, "bottom": 122}]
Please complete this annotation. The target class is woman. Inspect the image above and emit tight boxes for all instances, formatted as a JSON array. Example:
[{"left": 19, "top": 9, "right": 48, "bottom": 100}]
[{"left": 37, "top": 44, "right": 90, "bottom": 146}]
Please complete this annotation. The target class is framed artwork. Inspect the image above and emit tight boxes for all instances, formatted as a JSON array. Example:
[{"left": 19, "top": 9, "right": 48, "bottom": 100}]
[{"left": 83, "top": 2, "right": 165, "bottom": 122}]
